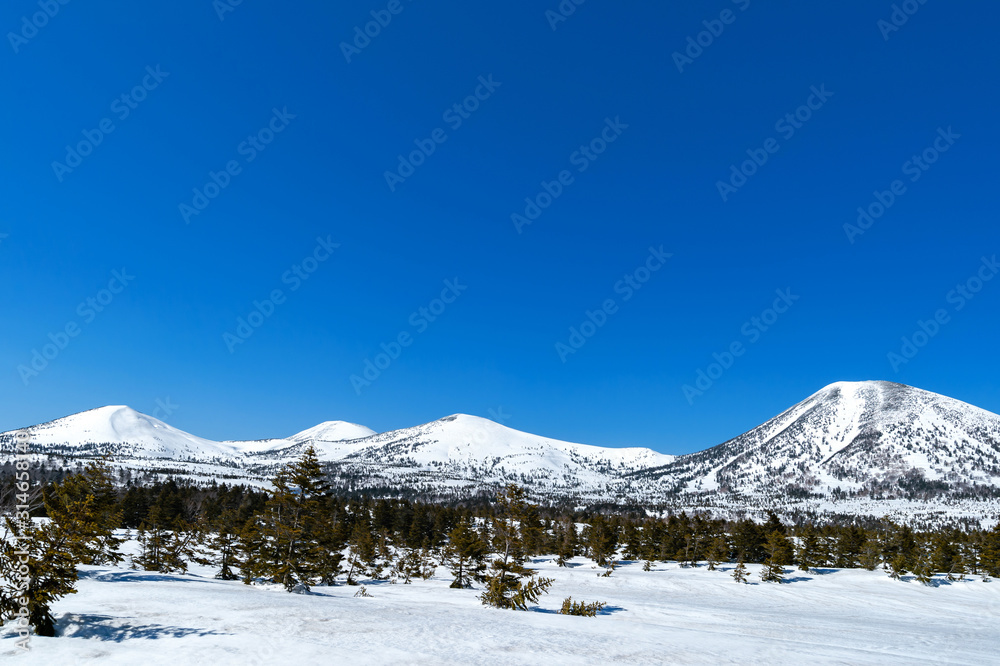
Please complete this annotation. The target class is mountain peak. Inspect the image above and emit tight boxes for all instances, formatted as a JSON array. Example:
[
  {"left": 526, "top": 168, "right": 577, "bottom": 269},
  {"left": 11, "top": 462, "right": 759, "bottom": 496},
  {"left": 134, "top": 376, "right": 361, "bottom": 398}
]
[
  {"left": 289, "top": 420, "right": 376, "bottom": 443},
  {"left": 663, "top": 380, "right": 1000, "bottom": 497}
]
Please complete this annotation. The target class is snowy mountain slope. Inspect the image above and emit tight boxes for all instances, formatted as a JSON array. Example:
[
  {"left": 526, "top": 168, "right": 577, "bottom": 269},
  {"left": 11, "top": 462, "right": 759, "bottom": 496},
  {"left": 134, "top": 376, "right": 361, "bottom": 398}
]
[
  {"left": 288, "top": 421, "right": 376, "bottom": 443},
  {"left": 325, "top": 414, "right": 676, "bottom": 493},
  {"left": 10, "top": 406, "right": 241, "bottom": 461},
  {"left": 644, "top": 381, "right": 1000, "bottom": 498},
  {"left": 0, "top": 407, "right": 675, "bottom": 496},
  {"left": 0, "top": 407, "right": 373, "bottom": 463}
]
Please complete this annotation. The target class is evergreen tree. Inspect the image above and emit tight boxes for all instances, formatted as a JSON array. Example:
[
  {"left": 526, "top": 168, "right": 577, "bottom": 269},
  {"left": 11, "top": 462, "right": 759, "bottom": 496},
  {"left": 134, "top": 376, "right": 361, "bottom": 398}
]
[
  {"left": 706, "top": 534, "right": 729, "bottom": 571},
  {"left": 0, "top": 517, "right": 78, "bottom": 638},
  {"left": 554, "top": 518, "right": 577, "bottom": 567},
  {"left": 732, "top": 559, "right": 748, "bottom": 584},
  {"left": 732, "top": 519, "right": 765, "bottom": 563},
  {"left": 887, "top": 553, "right": 908, "bottom": 580},
  {"left": 391, "top": 548, "right": 423, "bottom": 584},
  {"left": 42, "top": 459, "right": 124, "bottom": 566},
  {"left": 860, "top": 540, "right": 881, "bottom": 571},
  {"left": 194, "top": 510, "right": 242, "bottom": 580},
  {"left": 246, "top": 446, "right": 332, "bottom": 591},
  {"left": 981, "top": 525, "right": 1000, "bottom": 578},
  {"left": 767, "top": 530, "right": 793, "bottom": 564},
  {"left": 621, "top": 522, "right": 642, "bottom": 561},
  {"left": 582, "top": 515, "right": 617, "bottom": 567},
  {"left": 0, "top": 460, "right": 124, "bottom": 637},
  {"left": 912, "top": 553, "right": 934, "bottom": 585},
  {"left": 796, "top": 525, "right": 820, "bottom": 572},
  {"left": 760, "top": 531, "right": 790, "bottom": 582},
  {"left": 833, "top": 526, "right": 865, "bottom": 568},
  {"left": 518, "top": 504, "right": 545, "bottom": 557},
  {"left": 479, "top": 485, "right": 553, "bottom": 610},
  {"left": 444, "top": 519, "right": 488, "bottom": 588}
]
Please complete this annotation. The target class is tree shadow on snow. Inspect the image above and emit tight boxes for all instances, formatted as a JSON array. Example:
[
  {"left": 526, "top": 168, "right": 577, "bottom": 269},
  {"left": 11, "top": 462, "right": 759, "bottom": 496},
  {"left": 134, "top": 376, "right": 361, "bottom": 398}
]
[
  {"left": 534, "top": 605, "right": 626, "bottom": 616},
  {"left": 58, "top": 614, "right": 229, "bottom": 642},
  {"left": 77, "top": 569, "right": 199, "bottom": 585}
]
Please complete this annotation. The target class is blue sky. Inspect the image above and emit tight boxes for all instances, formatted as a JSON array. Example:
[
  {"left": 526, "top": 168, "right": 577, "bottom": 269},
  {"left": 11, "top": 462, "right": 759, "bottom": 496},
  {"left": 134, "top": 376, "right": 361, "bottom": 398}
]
[{"left": 2, "top": 0, "right": 997, "bottom": 454}]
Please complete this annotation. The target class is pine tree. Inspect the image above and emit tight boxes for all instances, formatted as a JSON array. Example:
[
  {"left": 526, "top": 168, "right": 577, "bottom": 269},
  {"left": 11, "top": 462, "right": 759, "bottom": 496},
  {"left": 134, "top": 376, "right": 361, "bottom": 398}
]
[
  {"left": 640, "top": 519, "right": 665, "bottom": 563},
  {"left": 981, "top": 525, "right": 1000, "bottom": 579},
  {"left": 706, "top": 535, "right": 729, "bottom": 571},
  {"left": 417, "top": 547, "right": 437, "bottom": 580},
  {"left": 194, "top": 510, "right": 242, "bottom": 580},
  {"left": 391, "top": 548, "right": 423, "bottom": 584},
  {"left": 479, "top": 485, "right": 553, "bottom": 610},
  {"left": 0, "top": 517, "right": 78, "bottom": 638},
  {"left": 859, "top": 541, "right": 881, "bottom": 571},
  {"left": 759, "top": 558, "right": 784, "bottom": 583},
  {"left": 42, "top": 459, "right": 124, "bottom": 566},
  {"left": 732, "top": 519, "right": 765, "bottom": 563},
  {"left": 732, "top": 559, "right": 748, "bottom": 583},
  {"left": 518, "top": 504, "right": 545, "bottom": 557},
  {"left": 947, "top": 549, "right": 967, "bottom": 582},
  {"left": 559, "top": 596, "right": 607, "bottom": 616},
  {"left": 555, "top": 519, "right": 577, "bottom": 567},
  {"left": 582, "top": 514, "right": 617, "bottom": 567},
  {"left": 444, "top": 519, "right": 488, "bottom": 588},
  {"left": 887, "top": 553, "right": 908, "bottom": 580},
  {"left": 0, "top": 460, "right": 124, "bottom": 638},
  {"left": 133, "top": 504, "right": 176, "bottom": 572},
  {"left": 345, "top": 522, "right": 378, "bottom": 584},
  {"left": 759, "top": 531, "right": 789, "bottom": 583},
  {"left": 796, "top": 525, "right": 820, "bottom": 572},
  {"left": 247, "top": 446, "right": 331, "bottom": 591},
  {"left": 912, "top": 552, "right": 934, "bottom": 585},
  {"left": 621, "top": 522, "right": 642, "bottom": 561}
]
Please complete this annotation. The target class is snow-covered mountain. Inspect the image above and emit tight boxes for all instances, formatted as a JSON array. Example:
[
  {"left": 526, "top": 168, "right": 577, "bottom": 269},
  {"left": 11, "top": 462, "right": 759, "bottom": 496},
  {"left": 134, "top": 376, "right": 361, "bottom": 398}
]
[
  {"left": 3, "top": 381, "right": 1000, "bottom": 511},
  {"left": 0, "top": 406, "right": 676, "bottom": 497},
  {"left": 288, "top": 421, "right": 376, "bottom": 443},
  {"left": 642, "top": 381, "right": 1000, "bottom": 500},
  {"left": 323, "top": 414, "right": 676, "bottom": 496},
  {"left": 13, "top": 405, "right": 242, "bottom": 461}
]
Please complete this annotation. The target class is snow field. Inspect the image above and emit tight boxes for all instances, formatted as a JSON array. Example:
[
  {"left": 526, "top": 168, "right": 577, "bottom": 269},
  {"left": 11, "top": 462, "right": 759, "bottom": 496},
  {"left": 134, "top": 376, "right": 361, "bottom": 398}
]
[{"left": 3, "top": 554, "right": 999, "bottom": 665}]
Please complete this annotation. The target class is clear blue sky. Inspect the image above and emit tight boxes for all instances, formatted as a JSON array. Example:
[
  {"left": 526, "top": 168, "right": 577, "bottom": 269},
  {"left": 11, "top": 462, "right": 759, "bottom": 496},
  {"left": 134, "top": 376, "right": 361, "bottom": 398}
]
[{"left": 2, "top": 1, "right": 998, "bottom": 454}]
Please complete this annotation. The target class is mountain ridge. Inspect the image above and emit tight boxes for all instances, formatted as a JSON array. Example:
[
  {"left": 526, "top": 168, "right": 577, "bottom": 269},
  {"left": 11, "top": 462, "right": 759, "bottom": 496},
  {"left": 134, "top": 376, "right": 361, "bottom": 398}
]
[{"left": 4, "top": 381, "right": 1000, "bottom": 515}]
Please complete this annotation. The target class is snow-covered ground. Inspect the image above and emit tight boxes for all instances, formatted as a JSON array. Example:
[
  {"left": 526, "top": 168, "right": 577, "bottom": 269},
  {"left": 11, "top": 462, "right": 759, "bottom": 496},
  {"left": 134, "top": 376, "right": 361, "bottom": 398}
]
[{"left": 4, "top": 556, "right": 998, "bottom": 664}]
